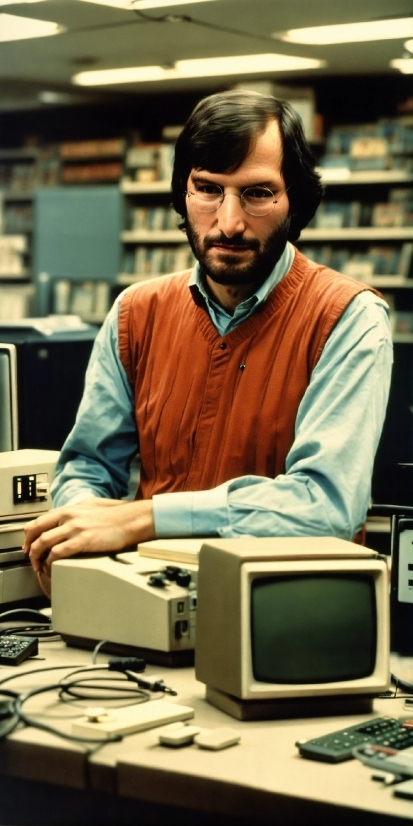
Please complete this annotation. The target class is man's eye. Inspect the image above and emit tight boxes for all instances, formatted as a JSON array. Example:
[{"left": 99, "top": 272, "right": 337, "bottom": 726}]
[
  {"left": 245, "top": 187, "right": 273, "bottom": 199},
  {"left": 196, "top": 184, "right": 221, "bottom": 195}
]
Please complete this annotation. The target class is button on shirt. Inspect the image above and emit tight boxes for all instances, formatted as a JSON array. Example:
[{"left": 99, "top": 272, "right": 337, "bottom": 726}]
[{"left": 51, "top": 242, "right": 393, "bottom": 540}]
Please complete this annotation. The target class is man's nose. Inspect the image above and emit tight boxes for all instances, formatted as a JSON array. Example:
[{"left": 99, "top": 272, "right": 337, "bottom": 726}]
[{"left": 215, "top": 194, "right": 247, "bottom": 237}]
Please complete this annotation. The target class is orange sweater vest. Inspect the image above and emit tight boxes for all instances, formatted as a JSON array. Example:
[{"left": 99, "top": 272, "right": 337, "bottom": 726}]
[{"left": 118, "top": 249, "right": 378, "bottom": 500}]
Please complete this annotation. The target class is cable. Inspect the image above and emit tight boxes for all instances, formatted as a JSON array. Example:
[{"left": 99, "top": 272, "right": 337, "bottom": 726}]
[
  {"left": 0, "top": 663, "right": 86, "bottom": 688},
  {"left": 14, "top": 683, "right": 123, "bottom": 745},
  {"left": 92, "top": 639, "right": 109, "bottom": 663},
  {"left": 0, "top": 609, "right": 51, "bottom": 625},
  {"left": 130, "top": 5, "right": 280, "bottom": 46},
  {"left": 391, "top": 673, "right": 413, "bottom": 695},
  {"left": 1, "top": 625, "right": 57, "bottom": 639}
]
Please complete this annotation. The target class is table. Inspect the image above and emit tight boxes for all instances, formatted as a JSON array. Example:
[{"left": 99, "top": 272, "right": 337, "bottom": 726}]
[{"left": 0, "top": 639, "right": 413, "bottom": 825}]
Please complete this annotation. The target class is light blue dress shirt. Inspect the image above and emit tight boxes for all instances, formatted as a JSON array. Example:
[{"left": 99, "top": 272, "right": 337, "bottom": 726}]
[{"left": 51, "top": 243, "right": 393, "bottom": 541}]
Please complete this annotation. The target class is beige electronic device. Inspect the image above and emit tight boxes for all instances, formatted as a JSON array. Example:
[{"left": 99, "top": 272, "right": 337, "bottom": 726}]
[
  {"left": 0, "top": 523, "right": 43, "bottom": 602},
  {"left": 0, "top": 449, "right": 59, "bottom": 604},
  {"left": 195, "top": 537, "right": 390, "bottom": 720},
  {"left": 52, "top": 546, "right": 200, "bottom": 665},
  {"left": 0, "top": 449, "right": 59, "bottom": 522}
]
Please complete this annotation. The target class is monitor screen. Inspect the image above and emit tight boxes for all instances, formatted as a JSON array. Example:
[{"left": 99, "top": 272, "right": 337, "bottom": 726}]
[
  {"left": 251, "top": 573, "right": 376, "bottom": 684},
  {"left": 0, "top": 344, "right": 18, "bottom": 452}
]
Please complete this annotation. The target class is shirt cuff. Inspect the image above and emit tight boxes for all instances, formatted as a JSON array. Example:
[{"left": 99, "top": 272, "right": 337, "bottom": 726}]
[
  {"left": 53, "top": 488, "right": 99, "bottom": 507},
  {"left": 153, "top": 485, "right": 229, "bottom": 537}
]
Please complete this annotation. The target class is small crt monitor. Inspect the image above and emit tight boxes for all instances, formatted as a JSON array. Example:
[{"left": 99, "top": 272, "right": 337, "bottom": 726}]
[
  {"left": 0, "top": 344, "right": 18, "bottom": 452},
  {"left": 195, "top": 537, "right": 389, "bottom": 711}
]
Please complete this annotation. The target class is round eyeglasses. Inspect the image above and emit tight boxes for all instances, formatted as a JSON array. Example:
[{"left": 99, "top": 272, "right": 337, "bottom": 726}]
[{"left": 186, "top": 183, "right": 289, "bottom": 217}]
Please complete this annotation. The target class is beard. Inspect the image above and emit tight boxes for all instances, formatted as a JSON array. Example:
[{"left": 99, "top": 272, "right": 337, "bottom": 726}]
[{"left": 186, "top": 214, "right": 291, "bottom": 287}]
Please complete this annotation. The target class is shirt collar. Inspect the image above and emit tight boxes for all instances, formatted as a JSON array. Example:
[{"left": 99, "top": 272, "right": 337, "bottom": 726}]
[{"left": 189, "top": 241, "right": 295, "bottom": 315}]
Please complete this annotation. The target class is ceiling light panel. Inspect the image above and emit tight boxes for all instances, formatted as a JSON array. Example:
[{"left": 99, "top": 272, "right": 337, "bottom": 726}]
[
  {"left": 0, "top": 0, "right": 47, "bottom": 5},
  {"left": 73, "top": 52, "right": 326, "bottom": 85},
  {"left": 0, "top": 12, "right": 63, "bottom": 42},
  {"left": 175, "top": 53, "right": 325, "bottom": 76},
  {"left": 276, "top": 18, "right": 413, "bottom": 45},
  {"left": 390, "top": 58, "right": 413, "bottom": 73},
  {"left": 76, "top": 0, "right": 217, "bottom": 9}
]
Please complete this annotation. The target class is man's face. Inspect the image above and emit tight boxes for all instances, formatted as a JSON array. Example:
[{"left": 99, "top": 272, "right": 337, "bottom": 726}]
[{"left": 185, "top": 119, "right": 291, "bottom": 289}]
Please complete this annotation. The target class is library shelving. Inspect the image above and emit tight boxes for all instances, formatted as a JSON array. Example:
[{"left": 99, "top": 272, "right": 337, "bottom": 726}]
[
  {"left": 119, "top": 151, "right": 194, "bottom": 285},
  {"left": 296, "top": 134, "right": 413, "bottom": 344}
]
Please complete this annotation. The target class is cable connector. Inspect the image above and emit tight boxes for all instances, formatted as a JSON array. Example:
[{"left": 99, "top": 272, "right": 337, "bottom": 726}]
[
  {"left": 108, "top": 657, "right": 146, "bottom": 674},
  {"left": 132, "top": 675, "right": 177, "bottom": 696}
]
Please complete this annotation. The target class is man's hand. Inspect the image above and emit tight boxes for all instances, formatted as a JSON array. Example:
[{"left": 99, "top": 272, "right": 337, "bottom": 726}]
[{"left": 23, "top": 498, "right": 155, "bottom": 576}]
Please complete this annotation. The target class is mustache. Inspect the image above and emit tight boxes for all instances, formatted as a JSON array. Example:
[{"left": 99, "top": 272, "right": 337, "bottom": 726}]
[{"left": 204, "top": 232, "right": 260, "bottom": 251}]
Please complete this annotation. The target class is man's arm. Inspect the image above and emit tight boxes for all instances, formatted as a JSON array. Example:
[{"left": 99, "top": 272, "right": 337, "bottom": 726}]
[
  {"left": 50, "top": 298, "right": 138, "bottom": 507},
  {"left": 152, "top": 292, "right": 393, "bottom": 540}
]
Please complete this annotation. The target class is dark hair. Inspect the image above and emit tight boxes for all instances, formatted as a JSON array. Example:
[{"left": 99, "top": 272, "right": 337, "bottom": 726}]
[{"left": 171, "top": 90, "right": 323, "bottom": 242}]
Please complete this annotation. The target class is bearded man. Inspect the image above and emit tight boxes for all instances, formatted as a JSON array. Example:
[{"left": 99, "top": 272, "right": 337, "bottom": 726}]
[{"left": 24, "top": 90, "right": 393, "bottom": 588}]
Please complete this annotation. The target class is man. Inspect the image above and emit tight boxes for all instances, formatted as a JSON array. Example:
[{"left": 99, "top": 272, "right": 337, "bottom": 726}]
[{"left": 24, "top": 90, "right": 393, "bottom": 589}]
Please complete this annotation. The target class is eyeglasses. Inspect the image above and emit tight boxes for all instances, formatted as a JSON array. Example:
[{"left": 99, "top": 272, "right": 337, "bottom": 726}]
[{"left": 186, "top": 182, "right": 289, "bottom": 217}]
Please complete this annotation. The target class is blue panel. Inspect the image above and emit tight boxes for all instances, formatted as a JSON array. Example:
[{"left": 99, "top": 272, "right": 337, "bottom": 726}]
[{"left": 34, "top": 186, "right": 122, "bottom": 283}]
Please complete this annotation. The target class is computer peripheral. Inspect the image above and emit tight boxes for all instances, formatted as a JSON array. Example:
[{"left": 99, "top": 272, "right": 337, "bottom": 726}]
[
  {"left": 297, "top": 717, "right": 413, "bottom": 763},
  {"left": 0, "top": 634, "right": 38, "bottom": 665}
]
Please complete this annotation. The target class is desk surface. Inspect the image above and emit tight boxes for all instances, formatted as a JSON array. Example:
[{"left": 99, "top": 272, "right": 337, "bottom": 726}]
[{"left": 0, "top": 641, "right": 413, "bottom": 825}]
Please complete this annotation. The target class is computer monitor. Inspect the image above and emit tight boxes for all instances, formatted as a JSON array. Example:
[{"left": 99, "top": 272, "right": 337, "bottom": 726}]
[
  {"left": 0, "top": 344, "right": 18, "bottom": 452},
  {"left": 195, "top": 537, "right": 389, "bottom": 717}
]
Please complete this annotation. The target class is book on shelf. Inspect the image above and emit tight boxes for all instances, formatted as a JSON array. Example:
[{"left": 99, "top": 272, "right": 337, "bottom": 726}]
[
  {"left": 0, "top": 284, "right": 34, "bottom": 319},
  {"left": 393, "top": 312, "right": 413, "bottom": 334},
  {"left": 322, "top": 117, "right": 413, "bottom": 172},
  {"left": 36, "top": 157, "right": 60, "bottom": 187},
  {"left": 8, "top": 163, "right": 37, "bottom": 192},
  {"left": 131, "top": 206, "right": 180, "bottom": 231},
  {"left": 398, "top": 242, "right": 413, "bottom": 277},
  {"left": 53, "top": 279, "right": 110, "bottom": 321},
  {"left": 313, "top": 194, "right": 413, "bottom": 229},
  {"left": 126, "top": 142, "right": 174, "bottom": 183},
  {"left": 3, "top": 202, "right": 33, "bottom": 233},
  {"left": 372, "top": 202, "right": 407, "bottom": 227},
  {"left": 59, "top": 138, "right": 124, "bottom": 159},
  {"left": 299, "top": 242, "right": 413, "bottom": 279},
  {"left": 132, "top": 244, "right": 194, "bottom": 277},
  {"left": 62, "top": 162, "right": 122, "bottom": 183},
  {"left": 0, "top": 235, "right": 27, "bottom": 276}
]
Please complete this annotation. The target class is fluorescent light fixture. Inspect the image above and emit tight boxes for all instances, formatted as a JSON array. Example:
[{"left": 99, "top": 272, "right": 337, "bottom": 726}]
[
  {"left": 404, "top": 38, "right": 413, "bottom": 53},
  {"left": 0, "top": 12, "right": 63, "bottom": 42},
  {"left": 175, "top": 53, "right": 325, "bottom": 76},
  {"left": 74, "top": 65, "right": 167, "bottom": 85},
  {"left": 390, "top": 58, "right": 413, "bottom": 73},
  {"left": 0, "top": 0, "right": 47, "bottom": 5},
  {"left": 73, "top": 52, "right": 325, "bottom": 85},
  {"left": 276, "top": 18, "right": 413, "bottom": 45},
  {"left": 76, "top": 0, "right": 216, "bottom": 9}
]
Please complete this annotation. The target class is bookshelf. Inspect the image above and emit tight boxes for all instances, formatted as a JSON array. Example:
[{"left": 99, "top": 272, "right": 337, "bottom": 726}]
[
  {"left": 119, "top": 143, "right": 194, "bottom": 285},
  {"left": 296, "top": 118, "right": 413, "bottom": 344}
]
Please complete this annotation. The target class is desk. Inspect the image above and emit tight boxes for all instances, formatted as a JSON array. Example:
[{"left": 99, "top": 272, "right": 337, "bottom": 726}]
[{"left": 0, "top": 640, "right": 412, "bottom": 826}]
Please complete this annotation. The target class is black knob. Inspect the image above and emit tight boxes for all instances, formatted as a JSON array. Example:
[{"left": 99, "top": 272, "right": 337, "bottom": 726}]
[
  {"left": 162, "top": 566, "right": 181, "bottom": 581},
  {"left": 176, "top": 569, "right": 191, "bottom": 588},
  {"left": 148, "top": 573, "right": 168, "bottom": 588}
]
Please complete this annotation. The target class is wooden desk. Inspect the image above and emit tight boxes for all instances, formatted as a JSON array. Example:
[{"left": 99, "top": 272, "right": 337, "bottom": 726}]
[{"left": 0, "top": 640, "right": 413, "bottom": 825}]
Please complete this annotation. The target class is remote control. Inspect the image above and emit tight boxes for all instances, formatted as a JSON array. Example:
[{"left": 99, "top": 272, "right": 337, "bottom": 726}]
[
  {"left": 353, "top": 744, "right": 413, "bottom": 778},
  {"left": 0, "top": 635, "right": 38, "bottom": 666},
  {"left": 297, "top": 717, "right": 413, "bottom": 763}
]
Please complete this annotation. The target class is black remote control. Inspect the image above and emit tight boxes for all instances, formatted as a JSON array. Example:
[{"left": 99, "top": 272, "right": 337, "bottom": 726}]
[
  {"left": 0, "top": 635, "right": 38, "bottom": 666},
  {"left": 296, "top": 717, "right": 413, "bottom": 763}
]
